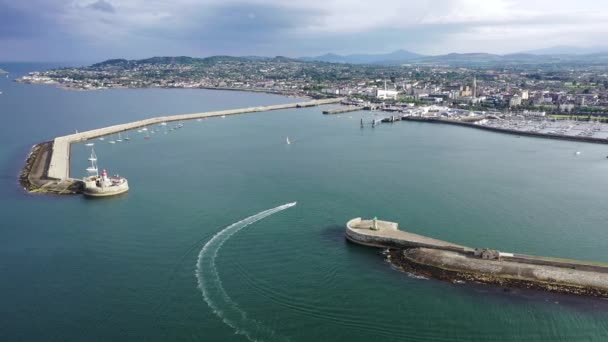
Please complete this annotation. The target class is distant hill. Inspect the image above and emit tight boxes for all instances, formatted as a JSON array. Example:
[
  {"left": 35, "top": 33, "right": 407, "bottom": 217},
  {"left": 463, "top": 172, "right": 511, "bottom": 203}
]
[
  {"left": 90, "top": 55, "right": 302, "bottom": 68},
  {"left": 403, "top": 52, "right": 608, "bottom": 66},
  {"left": 300, "top": 50, "right": 424, "bottom": 65},
  {"left": 522, "top": 45, "right": 608, "bottom": 55},
  {"left": 88, "top": 51, "right": 608, "bottom": 70}
]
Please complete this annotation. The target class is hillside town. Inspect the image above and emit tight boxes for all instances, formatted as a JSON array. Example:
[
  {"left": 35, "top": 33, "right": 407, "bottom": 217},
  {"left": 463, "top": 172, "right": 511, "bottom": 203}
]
[{"left": 17, "top": 56, "right": 608, "bottom": 116}]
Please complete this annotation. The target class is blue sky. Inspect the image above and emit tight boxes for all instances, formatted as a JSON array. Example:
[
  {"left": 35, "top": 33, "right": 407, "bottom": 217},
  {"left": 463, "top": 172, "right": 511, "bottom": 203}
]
[{"left": 2, "top": 0, "right": 608, "bottom": 62}]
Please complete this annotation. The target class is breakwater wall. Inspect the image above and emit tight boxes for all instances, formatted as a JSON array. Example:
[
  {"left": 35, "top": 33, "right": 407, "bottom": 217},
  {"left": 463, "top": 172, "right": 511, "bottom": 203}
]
[
  {"left": 393, "top": 248, "right": 608, "bottom": 298},
  {"left": 46, "top": 98, "right": 342, "bottom": 181},
  {"left": 402, "top": 117, "right": 608, "bottom": 145},
  {"left": 20, "top": 98, "right": 341, "bottom": 195},
  {"left": 346, "top": 217, "right": 608, "bottom": 298}
]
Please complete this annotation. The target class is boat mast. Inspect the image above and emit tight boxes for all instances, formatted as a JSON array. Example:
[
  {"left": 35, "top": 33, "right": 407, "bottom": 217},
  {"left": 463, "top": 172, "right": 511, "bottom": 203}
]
[{"left": 87, "top": 148, "right": 99, "bottom": 176}]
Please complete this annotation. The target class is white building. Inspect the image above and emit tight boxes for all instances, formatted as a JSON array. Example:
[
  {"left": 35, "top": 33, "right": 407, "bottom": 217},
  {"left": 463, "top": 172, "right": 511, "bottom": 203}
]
[
  {"left": 375, "top": 89, "right": 399, "bottom": 100},
  {"left": 523, "top": 110, "right": 546, "bottom": 117}
]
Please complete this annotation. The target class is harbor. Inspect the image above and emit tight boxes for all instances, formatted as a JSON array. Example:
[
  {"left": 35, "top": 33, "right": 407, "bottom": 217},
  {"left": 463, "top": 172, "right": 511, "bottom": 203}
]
[
  {"left": 20, "top": 98, "right": 342, "bottom": 195},
  {"left": 5, "top": 78, "right": 608, "bottom": 341},
  {"left": 346, "top": 218, "right": 608, "bottom": 298}
]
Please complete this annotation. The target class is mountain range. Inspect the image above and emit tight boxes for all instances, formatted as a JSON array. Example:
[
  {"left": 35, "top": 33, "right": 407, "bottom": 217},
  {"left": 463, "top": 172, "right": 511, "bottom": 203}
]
[
  {"left": 300, "top": 47, "right": 608, "bottom": 65},
  {"left": 300, "top": 49, "right": 423, "bottom": 65},
  {"left": 89, "top": 47, "right": 608, "bottom": 70}
]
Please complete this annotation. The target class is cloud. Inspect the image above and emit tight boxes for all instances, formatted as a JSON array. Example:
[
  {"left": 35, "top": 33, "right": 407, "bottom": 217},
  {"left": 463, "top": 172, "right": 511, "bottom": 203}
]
[
  {"left": 2, "top": 0, "right": 608, "bottom": 61},
  {"left": 87, "top": 0, "right": 115, "bottom": 13}
]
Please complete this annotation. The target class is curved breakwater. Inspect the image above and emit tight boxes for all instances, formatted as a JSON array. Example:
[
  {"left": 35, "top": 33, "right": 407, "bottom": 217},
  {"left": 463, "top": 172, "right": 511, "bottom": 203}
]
[
  {"left": 48, "top": 98, "right": 341, "bottom": 180},
  {"left": 20, "top": 98, "right": 341, "bottom": 195},
  {"left": 346, "top": 218, "right": 608, "bottom": 299}
]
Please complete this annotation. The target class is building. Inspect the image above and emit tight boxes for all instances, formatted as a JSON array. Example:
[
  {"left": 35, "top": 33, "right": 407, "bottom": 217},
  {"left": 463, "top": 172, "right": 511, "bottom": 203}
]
[
  {"left": 375, "top": 89, "right": 399, "bottom": 100},
  {"left": 474, "top": 248, "right": 501, "bottom": 261},
  {"left": 473, "top": 76, "right": 477, "bottom": 98},
  {"left": 509, "top": 95, "right": 522, "bottom": 107},
  {"left": 523, "top": 110, "right": 546, "bottom": 117}
]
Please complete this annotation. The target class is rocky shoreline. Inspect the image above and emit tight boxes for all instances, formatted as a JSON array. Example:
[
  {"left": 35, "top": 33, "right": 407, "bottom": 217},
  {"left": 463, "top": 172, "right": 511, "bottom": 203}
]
[
  {"left": 19, "top": 142, "right": 82, "bottom": 195},
  {"left": 387, "top": 248, "right": 608, "bottom": 299}
]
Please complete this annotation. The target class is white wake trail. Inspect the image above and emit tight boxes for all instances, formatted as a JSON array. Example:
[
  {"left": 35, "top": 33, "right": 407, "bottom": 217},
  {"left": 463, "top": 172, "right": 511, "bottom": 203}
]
[{"left": 196, "top": 202, "right": 296, "bottom": 342}]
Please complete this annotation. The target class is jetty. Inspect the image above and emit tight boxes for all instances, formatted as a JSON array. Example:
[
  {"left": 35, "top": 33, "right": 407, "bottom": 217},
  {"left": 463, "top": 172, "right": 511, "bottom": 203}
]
[
  {"left": 322, "top": 106, "right": 361, "bottom": 115},
  {"left": 21, "top": 98, "right": 342, "bottom": 195},
  {"left": 346, "top": 217, "right": 608, "bottom": 298},
  {"left": 346, "top": 218, "right": 471, "bottom": 252}
]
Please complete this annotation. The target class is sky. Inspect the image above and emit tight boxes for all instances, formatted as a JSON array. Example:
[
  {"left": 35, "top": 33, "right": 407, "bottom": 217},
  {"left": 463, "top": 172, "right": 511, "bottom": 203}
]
[{"left": 2, "top": 0, "right": 608, "bottom": 62}]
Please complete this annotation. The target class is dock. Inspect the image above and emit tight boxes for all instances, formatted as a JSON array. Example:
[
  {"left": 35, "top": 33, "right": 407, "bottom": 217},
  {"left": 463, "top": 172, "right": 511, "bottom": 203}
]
[
  {"left": 22, "top": 98, "right": 342, "bottom": 194},
  {"left": 322, "top": 106, "right": 361, "bottom": 115}
]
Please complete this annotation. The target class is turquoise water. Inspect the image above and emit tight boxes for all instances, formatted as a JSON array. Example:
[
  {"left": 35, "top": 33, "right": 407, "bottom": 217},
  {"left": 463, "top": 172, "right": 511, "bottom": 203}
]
[{"left": 2, "top": 63, "right": 608, "bottom": 341}]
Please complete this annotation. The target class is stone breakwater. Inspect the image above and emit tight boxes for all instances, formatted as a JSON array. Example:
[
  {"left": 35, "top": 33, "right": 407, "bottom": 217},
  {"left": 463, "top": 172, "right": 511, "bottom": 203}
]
[
  {"left": 346, "top": 218, "right": 608, "bottom": 298},
  {"left": 390, "top": 248, "right": 608, "bottom": 298},
  {"left": 21, "top": 98, "right": 342, "bottom": 195},
  {"left": 19, "top": 141, "right": 82, "bottom": 195}
]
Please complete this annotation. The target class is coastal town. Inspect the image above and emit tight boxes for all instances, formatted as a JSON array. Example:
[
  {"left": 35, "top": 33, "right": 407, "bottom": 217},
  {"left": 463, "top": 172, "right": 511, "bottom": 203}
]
[
  {"left": 17, "top": 56, "right": 608, "bottom": 143},
  {"left": 17, "top": 56, "right": 608, "bottom": 117}
]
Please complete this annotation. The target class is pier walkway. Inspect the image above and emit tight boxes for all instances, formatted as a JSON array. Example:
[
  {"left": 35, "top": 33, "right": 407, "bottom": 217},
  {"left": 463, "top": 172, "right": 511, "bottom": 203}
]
[
  {"left": 346, "top": 218, "right": 473, "bottom": 253},
  {"left": 346, "top": 217, "right": 608, "bottom": 273},
  {"left": 47, "top": 98, "right": 341, "bottom": 180}
]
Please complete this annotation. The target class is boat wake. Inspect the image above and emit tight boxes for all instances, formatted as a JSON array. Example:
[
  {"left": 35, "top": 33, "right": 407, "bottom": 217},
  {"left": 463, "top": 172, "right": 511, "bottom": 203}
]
[{"left": 196, "top": 202, "right": 296, "bottom": 342}]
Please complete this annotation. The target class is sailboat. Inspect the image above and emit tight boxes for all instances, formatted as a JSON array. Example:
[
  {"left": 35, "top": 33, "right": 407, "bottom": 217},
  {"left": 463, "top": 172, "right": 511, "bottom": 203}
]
[
  {"left": 124, "top": 132, "right": 131, "bottom": 141},
  {"left": 116, "top": 132, "right": 123, "bottom": 143},
  {"left": 86, "top": 149, "right": 98, "bottom": 174},
  {"left": 108, "top": 134, "right": 116, "bottom": 144},
  {"left": 85, "top": 142, "right": 94, "bottom": 147},
  {"left": 144, "top": 129, "right": 151, "bottom": 140},
  {"left": 286, "top": 137, "right": 291, "bottom": 145}
]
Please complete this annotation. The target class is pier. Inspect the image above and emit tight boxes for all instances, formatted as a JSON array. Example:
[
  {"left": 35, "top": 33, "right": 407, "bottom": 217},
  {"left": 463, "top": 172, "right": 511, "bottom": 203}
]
[
  {"left": 322, "top": 106, "right": 361, "bottom": 115},
  {"left": 21, "top": 98, "right": 342, "bottom": 194},
  {"left": 346, "top": 217, "right": 608, "bottom": 298},
  {"left": 346, "top": 218, "right": 472, "bottom": 253}
]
